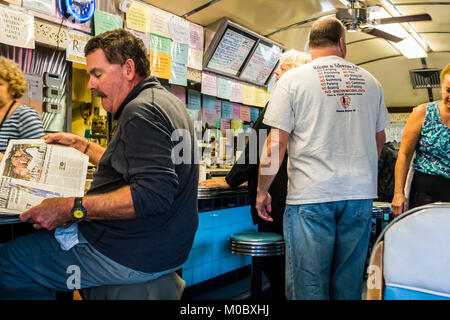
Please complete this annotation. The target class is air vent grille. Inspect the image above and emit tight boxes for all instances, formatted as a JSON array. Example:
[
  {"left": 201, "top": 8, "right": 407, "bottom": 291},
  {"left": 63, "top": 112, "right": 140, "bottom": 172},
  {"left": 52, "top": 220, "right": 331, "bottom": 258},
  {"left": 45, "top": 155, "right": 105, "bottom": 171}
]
[{"left": 409, "top": 69, "right": 441, "bottom": 89}]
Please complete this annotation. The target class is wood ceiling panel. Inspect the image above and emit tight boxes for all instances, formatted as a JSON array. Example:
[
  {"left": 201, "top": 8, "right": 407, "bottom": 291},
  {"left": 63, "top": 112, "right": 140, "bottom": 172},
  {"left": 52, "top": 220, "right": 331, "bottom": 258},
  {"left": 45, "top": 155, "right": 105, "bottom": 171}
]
[
  {"left": 394, "top": 3, "right": 450, "bottom": 33},
  {"left": 345, "top": 38, "right": 400, "bottom": 65},
  {"left": 421, "top": 33, "right": 450, "bottom": 52},
  {"left": 361, "top": 55, "right": 430, "bottom": 107}
]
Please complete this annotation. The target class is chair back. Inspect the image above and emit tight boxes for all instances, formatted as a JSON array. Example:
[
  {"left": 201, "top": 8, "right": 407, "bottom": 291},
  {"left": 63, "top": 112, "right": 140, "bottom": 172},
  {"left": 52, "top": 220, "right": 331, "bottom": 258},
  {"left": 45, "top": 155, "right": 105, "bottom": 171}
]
[{"left": 368, "top": 203, "right": 450, "bottom": 300}]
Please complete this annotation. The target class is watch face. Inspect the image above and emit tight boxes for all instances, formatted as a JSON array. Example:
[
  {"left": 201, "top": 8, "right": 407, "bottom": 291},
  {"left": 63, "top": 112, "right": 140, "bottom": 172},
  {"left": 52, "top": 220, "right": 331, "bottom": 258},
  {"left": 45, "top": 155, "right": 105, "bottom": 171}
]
[
  {"left": 59, "top": 0, "right": 96, "bottom": 23},
  {"left": 72, "top": 209, "right": 85, "bottom": 219}
]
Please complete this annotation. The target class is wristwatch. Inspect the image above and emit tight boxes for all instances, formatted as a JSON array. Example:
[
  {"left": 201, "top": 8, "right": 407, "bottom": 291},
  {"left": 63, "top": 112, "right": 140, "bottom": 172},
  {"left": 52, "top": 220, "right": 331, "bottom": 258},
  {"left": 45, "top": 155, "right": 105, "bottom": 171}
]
[{"left": 71, "top": 197, "right": 87, "bottom": 222}]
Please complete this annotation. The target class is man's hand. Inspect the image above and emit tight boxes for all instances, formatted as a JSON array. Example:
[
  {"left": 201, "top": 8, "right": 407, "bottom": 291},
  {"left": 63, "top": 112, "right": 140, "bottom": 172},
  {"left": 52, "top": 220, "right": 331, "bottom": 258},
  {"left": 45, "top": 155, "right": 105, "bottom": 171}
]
[
  {"left": 20, "top": 197, "right": 74, "bottom": 230},
  {"left": 43, "top": 132, "right": 88, "bottom": 154},
  {"left": 255, "top": 192, "right": 273, "bottom": 222}
]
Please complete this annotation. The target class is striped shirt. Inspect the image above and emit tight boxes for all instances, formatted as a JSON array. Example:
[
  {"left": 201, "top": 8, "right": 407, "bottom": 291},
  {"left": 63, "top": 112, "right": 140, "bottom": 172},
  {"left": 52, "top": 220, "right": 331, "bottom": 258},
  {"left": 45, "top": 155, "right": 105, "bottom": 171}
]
[{"left": 0, "top": 104, "right": 45, "bottom": 153}]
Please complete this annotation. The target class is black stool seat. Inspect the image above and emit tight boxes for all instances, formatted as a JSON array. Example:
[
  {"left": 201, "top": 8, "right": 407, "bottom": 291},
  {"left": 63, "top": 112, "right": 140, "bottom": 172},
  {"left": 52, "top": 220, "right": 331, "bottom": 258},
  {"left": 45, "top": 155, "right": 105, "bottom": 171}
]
[{"left": 229, "top": 232, "right": 285, "bottom": 299}]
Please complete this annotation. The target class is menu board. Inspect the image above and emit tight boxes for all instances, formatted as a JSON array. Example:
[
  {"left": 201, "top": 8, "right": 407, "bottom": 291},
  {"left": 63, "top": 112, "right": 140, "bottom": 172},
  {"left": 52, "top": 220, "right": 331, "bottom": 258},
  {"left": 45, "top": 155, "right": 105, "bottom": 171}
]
[
  {"left": 240, "top": 42, "right": 283, "bottom": 86},
  {"left": 206, "top": 27, "right": 257, "bottom": 76}
]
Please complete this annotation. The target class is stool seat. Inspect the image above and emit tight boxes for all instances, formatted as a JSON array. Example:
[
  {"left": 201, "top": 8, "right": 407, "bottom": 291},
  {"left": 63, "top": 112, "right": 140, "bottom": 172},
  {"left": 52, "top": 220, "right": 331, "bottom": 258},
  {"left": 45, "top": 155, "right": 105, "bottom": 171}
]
[
  {"left": 229, "top": 232, "right": 285, "bottom": 300},
  {"left": 230, "top": 232, "right": 283, "bottom": 243},
  {"left": 230, "top": 232, "right": 285, "bottom": 257}
]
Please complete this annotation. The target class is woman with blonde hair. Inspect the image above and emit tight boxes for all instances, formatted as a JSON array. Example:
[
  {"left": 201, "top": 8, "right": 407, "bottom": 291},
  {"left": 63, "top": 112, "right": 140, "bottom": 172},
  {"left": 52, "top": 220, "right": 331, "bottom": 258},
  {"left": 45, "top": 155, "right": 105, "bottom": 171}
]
[
  {"left": 0, "top": 57, "right": 44, "bottom": 160},
  {"left": 391, "top": 63, "right": 450, "bottom": 216}
]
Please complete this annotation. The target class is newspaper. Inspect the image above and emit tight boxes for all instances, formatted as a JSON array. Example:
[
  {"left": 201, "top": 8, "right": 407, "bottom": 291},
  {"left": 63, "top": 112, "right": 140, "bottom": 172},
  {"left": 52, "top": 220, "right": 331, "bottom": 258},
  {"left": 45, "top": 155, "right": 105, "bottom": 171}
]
[{"left": 0, "top": 139, "right": 88, "bottom": 216}]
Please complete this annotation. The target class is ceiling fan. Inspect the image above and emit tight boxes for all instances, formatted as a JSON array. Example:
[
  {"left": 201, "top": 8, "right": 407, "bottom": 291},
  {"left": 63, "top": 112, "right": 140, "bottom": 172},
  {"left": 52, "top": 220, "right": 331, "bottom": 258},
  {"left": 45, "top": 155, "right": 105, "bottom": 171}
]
[{"left": 336, "top": 0, "right": 431, "bottom": 42}]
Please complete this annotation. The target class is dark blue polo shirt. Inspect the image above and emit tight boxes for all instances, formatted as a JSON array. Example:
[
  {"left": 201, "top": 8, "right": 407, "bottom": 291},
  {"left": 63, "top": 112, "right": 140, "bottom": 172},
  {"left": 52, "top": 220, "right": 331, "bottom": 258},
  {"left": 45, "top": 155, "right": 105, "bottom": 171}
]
[{"left": 79, "top": 77, "right": 199, "bottom": 273}]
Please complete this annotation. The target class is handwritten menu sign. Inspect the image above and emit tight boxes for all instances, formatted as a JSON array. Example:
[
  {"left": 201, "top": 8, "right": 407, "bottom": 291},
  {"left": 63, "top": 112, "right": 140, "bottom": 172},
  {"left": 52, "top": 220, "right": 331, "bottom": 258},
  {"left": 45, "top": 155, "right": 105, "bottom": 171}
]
[
  {"left": 207, "top": 28, "right": 256, "bottom": 76},
  {"left": 240, "top": 42, "right": 283, "bottom": 86}
]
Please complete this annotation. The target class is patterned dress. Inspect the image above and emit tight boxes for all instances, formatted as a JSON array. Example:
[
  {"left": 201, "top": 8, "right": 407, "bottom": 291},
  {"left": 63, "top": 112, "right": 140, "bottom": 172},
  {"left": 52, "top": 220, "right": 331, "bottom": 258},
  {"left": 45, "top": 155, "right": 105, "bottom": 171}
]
[{"left": 413, "top": 101, "right": 450, "bottom": 179}]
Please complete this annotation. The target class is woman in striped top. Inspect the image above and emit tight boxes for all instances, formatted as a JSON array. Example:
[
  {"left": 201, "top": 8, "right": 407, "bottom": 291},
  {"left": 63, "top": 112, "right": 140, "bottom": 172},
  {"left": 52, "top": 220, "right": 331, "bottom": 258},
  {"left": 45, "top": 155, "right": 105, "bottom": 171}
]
[{"left": 0, "top": 57, "right": 44, "bottom": 160}]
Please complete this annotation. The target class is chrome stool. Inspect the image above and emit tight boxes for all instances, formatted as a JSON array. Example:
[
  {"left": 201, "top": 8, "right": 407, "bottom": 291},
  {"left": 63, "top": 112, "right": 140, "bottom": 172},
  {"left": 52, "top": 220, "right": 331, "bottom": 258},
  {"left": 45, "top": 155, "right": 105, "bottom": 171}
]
[{"left": 229, "top": 232, "right": 285, "bottom": 299}]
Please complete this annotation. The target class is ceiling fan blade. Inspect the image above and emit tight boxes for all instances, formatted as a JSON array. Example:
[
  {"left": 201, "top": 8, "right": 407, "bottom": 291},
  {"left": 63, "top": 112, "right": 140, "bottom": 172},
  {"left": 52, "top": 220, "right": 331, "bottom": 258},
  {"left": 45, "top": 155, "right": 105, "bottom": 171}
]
[
  {"left": 377, "top": 13, "right": 431, "bottom": 25},
  {"left": 361, "top": 27, "right": 404, "bottom": 43}
]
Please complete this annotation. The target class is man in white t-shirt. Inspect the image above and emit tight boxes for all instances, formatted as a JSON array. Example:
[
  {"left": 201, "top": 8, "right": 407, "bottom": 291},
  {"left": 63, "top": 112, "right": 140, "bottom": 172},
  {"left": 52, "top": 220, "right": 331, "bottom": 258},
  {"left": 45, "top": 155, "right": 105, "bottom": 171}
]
[{"left": 256, "top": 17, "right": 390, "bottom": 300}]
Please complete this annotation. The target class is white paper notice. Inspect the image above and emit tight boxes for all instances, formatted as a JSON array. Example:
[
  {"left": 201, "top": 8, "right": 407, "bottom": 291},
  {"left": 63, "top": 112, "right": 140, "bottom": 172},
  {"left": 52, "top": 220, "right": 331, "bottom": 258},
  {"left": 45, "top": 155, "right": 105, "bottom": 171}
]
[
  {"left": 169, "top": 16, "right": 189, "bottom": 44},
  {"left": 0, "top": 6, "right": 35, "bottom": 49},
  {"left": 149, "top": 6, "right": 171, "bottom": 38},
  {"left": 187, "top": 48, "right": 203, "bottom": 71}
]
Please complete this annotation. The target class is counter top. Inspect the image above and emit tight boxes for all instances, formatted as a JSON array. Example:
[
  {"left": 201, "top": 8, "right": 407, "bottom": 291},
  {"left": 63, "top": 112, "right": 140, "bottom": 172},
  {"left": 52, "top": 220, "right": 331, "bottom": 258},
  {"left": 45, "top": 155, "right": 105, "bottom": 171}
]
[{"left": 198, "top": 184, "right": 248, "bottom": 199}]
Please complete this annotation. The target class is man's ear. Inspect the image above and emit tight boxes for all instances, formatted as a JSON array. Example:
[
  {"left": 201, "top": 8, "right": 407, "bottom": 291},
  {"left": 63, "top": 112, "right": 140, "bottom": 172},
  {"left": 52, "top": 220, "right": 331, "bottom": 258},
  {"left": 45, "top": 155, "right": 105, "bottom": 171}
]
[
  {"left": 339, "top": 37, "right": 347, "bottom": 58},
  {"left": 123, "top": 58, "right": 136, "bottom": 79}
]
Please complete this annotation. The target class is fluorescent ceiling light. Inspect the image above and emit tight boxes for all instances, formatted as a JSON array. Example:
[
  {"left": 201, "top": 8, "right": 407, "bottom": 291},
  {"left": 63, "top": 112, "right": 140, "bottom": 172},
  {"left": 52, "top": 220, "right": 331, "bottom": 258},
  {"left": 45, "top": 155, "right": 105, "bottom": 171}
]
[
  {"left": 391, "top": 37, "right": 427, "bottom": 58},
  {"left": 338, "top": 0, "right": 351, "bottom": 7}
]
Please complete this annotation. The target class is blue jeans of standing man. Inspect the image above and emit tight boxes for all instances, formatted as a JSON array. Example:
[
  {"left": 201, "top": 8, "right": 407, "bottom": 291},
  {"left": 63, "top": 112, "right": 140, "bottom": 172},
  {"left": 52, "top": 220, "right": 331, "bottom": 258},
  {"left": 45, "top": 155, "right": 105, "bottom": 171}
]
[
  {"left": 283, "top": 199, "right": 372, "bottom": 300},
  {"left": 0, "top": 228, "right": 180, "bottom": 300}
]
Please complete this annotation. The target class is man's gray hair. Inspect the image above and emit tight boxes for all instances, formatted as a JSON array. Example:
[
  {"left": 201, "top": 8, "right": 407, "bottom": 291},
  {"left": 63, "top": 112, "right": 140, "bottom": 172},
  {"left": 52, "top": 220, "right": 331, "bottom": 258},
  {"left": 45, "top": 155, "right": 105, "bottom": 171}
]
[{"left": 309, "top": 17, "right": 346, "bottom": 49}]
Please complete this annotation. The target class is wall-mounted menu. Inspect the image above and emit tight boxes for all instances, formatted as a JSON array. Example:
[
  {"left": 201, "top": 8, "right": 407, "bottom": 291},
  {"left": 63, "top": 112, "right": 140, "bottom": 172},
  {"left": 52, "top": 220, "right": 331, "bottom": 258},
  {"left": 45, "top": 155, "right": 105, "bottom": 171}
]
[
  {"left": 206, "top": 27, "right": 257, "bottom": 76},
  {"left": 240, "top": 42, "right": 283, "bottom": 86}
]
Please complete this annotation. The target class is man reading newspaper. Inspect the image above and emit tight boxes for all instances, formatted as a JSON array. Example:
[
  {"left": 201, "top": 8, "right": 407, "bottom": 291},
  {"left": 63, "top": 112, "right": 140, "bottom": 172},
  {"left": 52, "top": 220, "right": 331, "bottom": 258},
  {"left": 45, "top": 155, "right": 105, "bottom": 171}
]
[{"left": 0, "top": 29, "right": 198, "bottom": 299}]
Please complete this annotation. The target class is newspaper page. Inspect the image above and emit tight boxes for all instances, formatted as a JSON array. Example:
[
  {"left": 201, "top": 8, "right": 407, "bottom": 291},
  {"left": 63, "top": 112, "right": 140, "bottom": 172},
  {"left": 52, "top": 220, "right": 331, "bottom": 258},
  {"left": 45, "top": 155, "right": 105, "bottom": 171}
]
[{"left": 0, "top": 139, "right": 88, "bottom": 216}]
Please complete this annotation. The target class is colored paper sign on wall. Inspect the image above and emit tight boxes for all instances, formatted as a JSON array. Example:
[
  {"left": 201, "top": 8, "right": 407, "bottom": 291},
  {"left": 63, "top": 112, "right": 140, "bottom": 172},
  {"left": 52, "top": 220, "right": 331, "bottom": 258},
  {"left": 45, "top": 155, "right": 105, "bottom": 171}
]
[
  {"left": 66, "top": 30, "right": 92, "bottom": 64},
  {"left": 215, "top": 100, "right": 222, "bottom": 118},
  {"left": 0, "top": 6, "right": 35, "bottom": 49},
  {"left": 149, "top": 50, "right": 171, "bottom": 79},
  {"left": 187, "top": 89, "right": 201, "bottom": 110},
  {"left": 232, "top": 104, "right": 241, "bottom": 120},
  {"left": 202, "top": 108, "right": 217, "bottom": 127},
  {"left": 250, "top": 108, "right": 260, "bottom": 122},
  {"left": 94, "top": 11, "right": 123, "bottom": 35},
  {"left": 201, "top": 72, "right": 217, "bottom": 97},
  {"left": 230, "top": 81, "right": 243, "bottom": 103},
  {"left": 171, "top": 42, "right": 189, "bottom": 65},
  {"left": 202, "top": 95, "right": 216, "bottom": 111},
  {"left": 169, "top": 62, "right": 187, "bottom": 86},
  {"left": 253, "top": 87, "right": 270, "bottom": 107},
  {"left": 220, "top": 118, "right": 231, "bottom": 130},
  {"left": 150, "top": 33, "right": 172, "bottom": 54},
  {"left": 189, "top": 22, "right": 203, "bottom": 51},
  {"left": 170, "top": 85, "right": 186, "bottom": 104},
  {"left": 217, "top": 77, "right": 232, "bottom": 101},
  {"left": 240, "top": 106, "right": 251, "bottom": 122},
  {"left": 149, "top": 6, "right": 171, "bottom": 38},
  {"left": 243, "top": 84, "right": 257, "bottom": 106},
  {"left": 126, "top": 1, "right": 151, "bottom": 33},
  {"left": 231, "top": 120, "right": 243, "bottom": 131},
  {"left": 221, "top": 101, "right": 233, "bottom": 120}
]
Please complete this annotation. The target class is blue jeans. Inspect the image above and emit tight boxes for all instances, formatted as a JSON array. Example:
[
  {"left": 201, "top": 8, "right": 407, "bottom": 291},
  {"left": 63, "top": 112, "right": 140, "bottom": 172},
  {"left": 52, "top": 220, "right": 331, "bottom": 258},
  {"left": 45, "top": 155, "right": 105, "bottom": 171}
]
[
  {"left": 283, "top": 199, "right": 372, "bottom": 300},
  {"left": 0, "top": 228, "right": 180, "bottom": 300}
]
